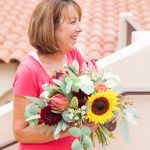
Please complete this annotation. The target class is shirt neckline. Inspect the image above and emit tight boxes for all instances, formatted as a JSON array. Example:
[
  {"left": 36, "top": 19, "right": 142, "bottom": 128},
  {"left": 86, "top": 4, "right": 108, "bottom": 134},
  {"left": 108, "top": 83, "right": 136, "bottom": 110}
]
[{"left": 29, "top": 51, "right": 67, "bottom": 78}]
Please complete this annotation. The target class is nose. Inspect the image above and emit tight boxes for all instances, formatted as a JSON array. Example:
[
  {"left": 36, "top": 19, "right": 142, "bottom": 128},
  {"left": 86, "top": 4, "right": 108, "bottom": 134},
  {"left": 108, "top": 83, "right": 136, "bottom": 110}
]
[{"left": 76, "top": 22, "right": 82, "bottom": 33}]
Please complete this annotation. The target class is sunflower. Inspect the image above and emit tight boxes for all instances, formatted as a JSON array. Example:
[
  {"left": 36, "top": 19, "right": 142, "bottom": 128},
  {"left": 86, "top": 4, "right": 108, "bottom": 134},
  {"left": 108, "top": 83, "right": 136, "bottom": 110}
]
[{"left": 86, "top": 90, "right": 120, "bottom": 124}]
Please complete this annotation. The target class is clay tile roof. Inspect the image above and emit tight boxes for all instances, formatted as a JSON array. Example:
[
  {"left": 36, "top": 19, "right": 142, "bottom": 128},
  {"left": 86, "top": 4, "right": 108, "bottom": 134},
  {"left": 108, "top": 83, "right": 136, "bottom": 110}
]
[{"left": 0, "top": 0, "right": 150, "bottom": 63}]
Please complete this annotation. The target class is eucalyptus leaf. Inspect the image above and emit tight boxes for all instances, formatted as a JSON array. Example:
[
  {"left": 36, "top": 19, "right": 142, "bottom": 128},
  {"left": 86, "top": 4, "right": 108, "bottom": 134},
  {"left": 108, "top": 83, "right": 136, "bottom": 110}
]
[
  {"left": 81, "top": 126, "right": 91, "bottom": 136},
  {"left": 29, "top": 120, "right": 35, "bottom": 128},
  {"left": 62, "top": 110, "right": 74, "bottom": 122},
  {"left": 52, "top": 79, "right": 63, "bottom": 86},
  {"left": 54, "top": 120, "right": 63, "bottom": 136},
  {"left": 25, "top": 103, "right": 39, "bottom": 118},
  {"left": 124, "top": 107, "right": 141, "bottom": 118},
  {"left": 69, "top": 127, "right": 81, "bottom": 137},
  {"left": 119, "top": 116, "right": 131, "bottom": 143},
  {"left": 60, "top": 82, "right": 73, "bottom": 100},
  {"left": 82, "top": 135, "right": 93, "bottom": 148},
  {"left": 25, "top": 96, "right": 46, "bottom": 108},
  {"left": 72, "top": 139, "right": 81, "bottom": 150},
  {"left": 25, "top": 115, "right": 40, "bottom": 121},
  {"left": 72, "top": 59, "right": 79, "bottom": 73},
  {"left": 125, "top": 113, "right": 138, "bottom": 125},
  {"left": 67, "top": 66, "right": 77, "bottom": 77},
  {"left": 54, "top": 133, "right": 59, "bottom": 140},
  {"left": 66, "top": 81, "right": 72, "bottom": 94}
]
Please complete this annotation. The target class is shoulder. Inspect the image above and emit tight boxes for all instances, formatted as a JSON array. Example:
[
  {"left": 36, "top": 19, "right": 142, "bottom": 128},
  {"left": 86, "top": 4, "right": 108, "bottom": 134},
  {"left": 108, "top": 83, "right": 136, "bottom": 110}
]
[{"left": 16, "top": 55, "right": 40, "bottom": 75}]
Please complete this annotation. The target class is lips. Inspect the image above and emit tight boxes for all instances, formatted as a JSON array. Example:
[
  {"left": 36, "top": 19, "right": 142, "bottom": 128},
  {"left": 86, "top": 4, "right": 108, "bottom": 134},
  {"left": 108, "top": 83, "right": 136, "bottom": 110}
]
[{"left": 71, "top": 36, "right": 77, "bottom": 40}]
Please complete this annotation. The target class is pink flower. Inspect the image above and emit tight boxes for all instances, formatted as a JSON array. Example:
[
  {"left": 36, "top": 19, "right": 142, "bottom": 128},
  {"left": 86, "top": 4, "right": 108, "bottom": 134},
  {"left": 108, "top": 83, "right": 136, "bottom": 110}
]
[
  {"left": 95, "top": 82, "right": 108, "bottom": 92},
  {"left": 82, "top": 59, "right": 98, "bottom": 72},
  {"left": 48, "top": 94, "right": 70, "bottom": 111}
]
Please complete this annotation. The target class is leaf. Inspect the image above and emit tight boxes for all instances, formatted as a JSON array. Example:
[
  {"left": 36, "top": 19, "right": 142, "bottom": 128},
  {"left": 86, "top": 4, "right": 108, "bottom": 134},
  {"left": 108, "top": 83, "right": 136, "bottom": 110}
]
[
  {"left": 67, "top": 66, "right": 77, "bottom": 77},
  {"left": 52, "top": 79, "right": 63, "bottom": 86},
  {"left": 29, "top": 120, "right": 35, "bottom": 128},
  {"left": 72, "top": 139, "right": 81, "bottom": 150},
  {"left": 82, "top": 135, "right": 93, "bottom": 148},
  {"left": 60, "top": 82, "right": 73, "bottom": 100},
  {"left": 81, "top": 126, "right": 91, "bottom": 136},
  {"left": 54, "top": 120, "right": 63, "bottom": 138},
  {"left": 124, "top": 107, "right": 141, "bottom": 118},
  {"left": 119, "top": 116, "right": 131, "bottom": 143},
  {"left": 125, "top": 113, "right": 138, "bottom": 125},
  {"left": 62, "top": 110, "right": 74, "bottom": 122},
  {"left": 70, "top": 97, "right": 78, "bottom": 109},
  {"left": 66, "top": 81, "right": 72, "bottom": 94},
  {"left": 25, "top": 96, "right": 46, "bottom": 108},
  {"left": 69, "top": 127, "right": 81, "bottom": 137},
  {"left": 25, "top": 115, "right": 40, "bottom": 121},
  {"left": 72, "top": 59, "right": 79, "bottom": 73},
  {"left": 25, "top": 103, "right": 39, "bottom": 118}
]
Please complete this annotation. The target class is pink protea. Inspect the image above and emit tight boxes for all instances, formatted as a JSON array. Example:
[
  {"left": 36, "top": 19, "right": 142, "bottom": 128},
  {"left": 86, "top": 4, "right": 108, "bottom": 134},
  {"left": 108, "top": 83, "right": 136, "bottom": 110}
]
[
  {"left": 81, "top": 59, "right": 98, "bottom": 73},
  {"left": 48, "top": 94, "right": 70, "bottom": 111}
]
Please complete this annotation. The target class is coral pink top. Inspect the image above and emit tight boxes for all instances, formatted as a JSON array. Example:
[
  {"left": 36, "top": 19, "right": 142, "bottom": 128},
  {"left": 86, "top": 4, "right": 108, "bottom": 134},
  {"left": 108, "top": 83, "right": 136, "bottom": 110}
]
[{"left": 13, "top": 49, "right": 85, "bottom": 150}]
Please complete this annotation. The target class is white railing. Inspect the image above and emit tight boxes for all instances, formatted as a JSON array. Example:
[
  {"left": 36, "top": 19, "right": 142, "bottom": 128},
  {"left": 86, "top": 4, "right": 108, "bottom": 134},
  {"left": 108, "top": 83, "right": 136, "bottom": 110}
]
[{"left": 1, "top": 31, "right": 150, "bottom": 149}]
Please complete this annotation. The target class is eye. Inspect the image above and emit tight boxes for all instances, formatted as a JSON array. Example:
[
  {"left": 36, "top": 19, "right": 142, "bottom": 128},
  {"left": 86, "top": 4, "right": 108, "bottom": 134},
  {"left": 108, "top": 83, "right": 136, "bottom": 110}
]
[{"left": 69, "top": 19, "right": 77, "bottom": 24}]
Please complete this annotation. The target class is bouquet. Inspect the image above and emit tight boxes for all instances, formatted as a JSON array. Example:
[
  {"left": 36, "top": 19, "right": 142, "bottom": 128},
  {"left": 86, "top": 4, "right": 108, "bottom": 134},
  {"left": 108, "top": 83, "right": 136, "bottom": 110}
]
[{"left": 25, "top": 59, "right": 140, "bottom": 149}]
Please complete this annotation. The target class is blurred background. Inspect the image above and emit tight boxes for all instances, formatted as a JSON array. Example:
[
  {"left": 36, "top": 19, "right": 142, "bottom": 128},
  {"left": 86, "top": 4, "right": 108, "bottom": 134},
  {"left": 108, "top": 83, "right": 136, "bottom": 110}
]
[{"left": 0, "top": 0, "right": 150, "bottom": 149}]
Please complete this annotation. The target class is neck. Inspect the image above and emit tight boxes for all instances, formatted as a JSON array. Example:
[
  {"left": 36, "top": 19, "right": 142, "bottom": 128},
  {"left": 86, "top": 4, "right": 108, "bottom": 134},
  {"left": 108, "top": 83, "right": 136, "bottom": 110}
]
[{"left": 37, "top": 51, "right": 66, "bottom": 64}]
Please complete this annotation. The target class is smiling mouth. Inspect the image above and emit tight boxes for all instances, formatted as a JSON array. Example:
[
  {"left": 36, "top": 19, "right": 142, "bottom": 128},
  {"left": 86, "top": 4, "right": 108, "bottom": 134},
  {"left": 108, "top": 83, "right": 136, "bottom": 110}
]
[{"left": 71, "top": 36, "right": 77, "bottom": 40}]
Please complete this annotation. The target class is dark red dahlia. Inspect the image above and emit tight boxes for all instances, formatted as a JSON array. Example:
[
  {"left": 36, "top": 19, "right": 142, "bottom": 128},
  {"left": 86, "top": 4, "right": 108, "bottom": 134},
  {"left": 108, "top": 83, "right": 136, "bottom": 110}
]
[{"left": 39, "top": 106, "right": 62, "bottom": 126}]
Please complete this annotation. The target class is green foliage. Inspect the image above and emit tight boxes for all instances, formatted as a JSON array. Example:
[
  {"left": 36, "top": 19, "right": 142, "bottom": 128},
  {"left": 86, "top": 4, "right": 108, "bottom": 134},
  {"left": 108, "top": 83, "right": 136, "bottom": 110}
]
[
  {"left": 119, "top": 116, "right": 131, "bottom": 143},
  {"left": 53, "top": 120, "right": 67, "bottom": 139},
  {"left": 62, "top": 110, "right": 74, "bottom": 122},
  {"left": 72, "top": 139, "right": 82, "bottom": 150},
  {"left": 69, "top": 127, "right": 81, "bottom": 137},
  {"left": 70, "top": 97, "right": 79, "bottom": 109},
  {"left": 82, "top": 135, "right": 93, "bottom": 148},
  {"left": 25, "top": 96, "right": 46, "bottom": 108},
  {"left": 66, "top": 81, "right": 72, "bottom": 94},
  {"left": 81, "top": 126, "right": 91, "bottom": 137},
  {"left": 52, "top": 79, "right": 63, "bottom": 86}
]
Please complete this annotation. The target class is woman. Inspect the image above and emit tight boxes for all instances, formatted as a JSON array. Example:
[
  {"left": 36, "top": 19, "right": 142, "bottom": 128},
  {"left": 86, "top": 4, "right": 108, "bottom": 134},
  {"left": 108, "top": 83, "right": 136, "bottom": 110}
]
[{"left": 13, "top": 0, "right": 96, "bottom": 150}]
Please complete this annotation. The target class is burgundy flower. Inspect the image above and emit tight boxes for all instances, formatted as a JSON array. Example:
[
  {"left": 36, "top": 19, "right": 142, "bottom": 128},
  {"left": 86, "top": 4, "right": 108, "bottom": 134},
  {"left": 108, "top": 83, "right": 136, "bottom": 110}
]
[
  {"left": 74, "top": 90, "right": 87, "bottom": 107},
  {"left": 39, "top": 106, "right": 62, "bottom": 126}
]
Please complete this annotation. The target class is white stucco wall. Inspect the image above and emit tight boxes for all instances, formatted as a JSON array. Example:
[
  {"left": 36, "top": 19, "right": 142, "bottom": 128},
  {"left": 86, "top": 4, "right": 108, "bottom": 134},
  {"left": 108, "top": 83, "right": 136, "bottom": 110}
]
[{"left": 0, "top": 63, "right": 18, "bottom": 105}]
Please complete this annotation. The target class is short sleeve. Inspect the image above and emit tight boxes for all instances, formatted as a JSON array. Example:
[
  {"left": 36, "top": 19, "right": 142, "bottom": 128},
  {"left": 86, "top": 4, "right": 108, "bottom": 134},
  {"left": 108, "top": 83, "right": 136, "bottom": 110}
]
[{"left": 13, "top": 65, "right": 39, "bottom": 97}]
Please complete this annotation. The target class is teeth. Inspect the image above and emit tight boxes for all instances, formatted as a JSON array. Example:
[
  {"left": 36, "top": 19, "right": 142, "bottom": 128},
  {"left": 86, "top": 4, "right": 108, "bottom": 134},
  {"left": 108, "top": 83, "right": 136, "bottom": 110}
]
[{"left": 72, "top": 37, "right": 76, "bottom": 40}]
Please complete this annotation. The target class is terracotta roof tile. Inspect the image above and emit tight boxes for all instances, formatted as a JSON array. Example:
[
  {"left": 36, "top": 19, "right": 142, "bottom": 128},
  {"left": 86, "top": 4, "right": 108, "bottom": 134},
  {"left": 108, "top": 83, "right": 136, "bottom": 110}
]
[{"left": 0, "top": 0, "right": 150, "bottom": 63}]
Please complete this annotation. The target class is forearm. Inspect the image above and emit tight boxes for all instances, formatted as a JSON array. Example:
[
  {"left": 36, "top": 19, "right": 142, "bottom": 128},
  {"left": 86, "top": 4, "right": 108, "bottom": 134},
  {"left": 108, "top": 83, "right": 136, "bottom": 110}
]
[{"left": 15, "top": 125, "right": 69, "bottom": 144}]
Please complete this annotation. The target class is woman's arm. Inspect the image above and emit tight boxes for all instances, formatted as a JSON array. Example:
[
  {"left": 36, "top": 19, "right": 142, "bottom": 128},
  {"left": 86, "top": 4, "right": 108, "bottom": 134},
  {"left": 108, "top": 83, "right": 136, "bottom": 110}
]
[{"left": 13, "top": 96, "right": 69, "bottom": 144}]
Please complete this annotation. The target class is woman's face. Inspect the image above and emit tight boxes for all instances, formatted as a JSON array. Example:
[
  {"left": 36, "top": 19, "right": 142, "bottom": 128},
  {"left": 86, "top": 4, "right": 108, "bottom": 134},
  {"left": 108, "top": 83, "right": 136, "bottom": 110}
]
[{"left": 55, "top": 7, "right": 82, "bottom": 53}]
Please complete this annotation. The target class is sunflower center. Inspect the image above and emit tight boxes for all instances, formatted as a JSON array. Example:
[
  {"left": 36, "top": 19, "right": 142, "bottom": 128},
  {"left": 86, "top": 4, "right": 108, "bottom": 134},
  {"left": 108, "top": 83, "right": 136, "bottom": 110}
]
[{"left": 91, "top": 97, "right": 109, "bottom": 115}]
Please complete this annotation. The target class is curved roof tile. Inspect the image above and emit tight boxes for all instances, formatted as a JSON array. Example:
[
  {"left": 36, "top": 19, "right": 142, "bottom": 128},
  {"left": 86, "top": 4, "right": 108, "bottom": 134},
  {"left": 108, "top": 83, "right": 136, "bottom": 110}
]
[{"left": 0, "top": 0, "right": 150, "bottom": 63}]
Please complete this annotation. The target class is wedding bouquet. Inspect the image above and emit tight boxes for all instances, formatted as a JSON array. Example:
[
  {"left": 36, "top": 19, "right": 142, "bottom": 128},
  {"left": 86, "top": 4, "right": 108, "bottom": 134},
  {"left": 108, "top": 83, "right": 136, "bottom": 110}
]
[{"left": 25, "top": 59, "right": 140, "bottom": 149}]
